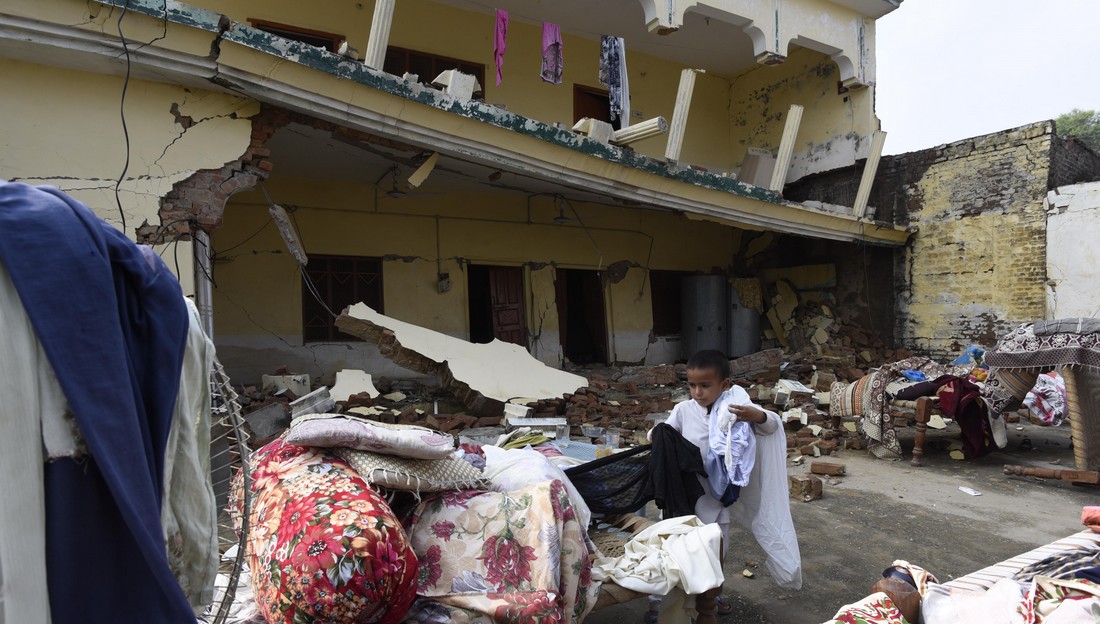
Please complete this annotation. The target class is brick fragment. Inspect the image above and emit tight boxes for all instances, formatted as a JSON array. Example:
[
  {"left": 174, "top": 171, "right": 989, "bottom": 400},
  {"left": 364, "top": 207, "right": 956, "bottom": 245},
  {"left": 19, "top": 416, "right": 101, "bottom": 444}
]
[
  {"left": 789, "top": 475, "right": 823, "bottom": 501},
  {"left": 810, "top": 461, "right": 846, "bottom": 476}
]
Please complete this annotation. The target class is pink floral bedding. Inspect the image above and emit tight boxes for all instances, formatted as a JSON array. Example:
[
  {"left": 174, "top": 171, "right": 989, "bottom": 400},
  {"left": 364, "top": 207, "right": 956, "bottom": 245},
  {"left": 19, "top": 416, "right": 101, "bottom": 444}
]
[
  {"left": 237, "top": 438, "right": 419, "bottom": 623},
  {"left": 402, "top": 480, "right": 600, "bottom": 623}
]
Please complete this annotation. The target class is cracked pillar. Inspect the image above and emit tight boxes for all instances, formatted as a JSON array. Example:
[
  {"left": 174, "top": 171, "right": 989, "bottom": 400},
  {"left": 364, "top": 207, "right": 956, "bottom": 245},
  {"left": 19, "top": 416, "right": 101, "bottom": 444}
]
[
  {"left": 853, "top": 131, "right": 887, "bottom": 219},
  {"left": 665, "top": 68, "right": 701, "bottom": 162}
]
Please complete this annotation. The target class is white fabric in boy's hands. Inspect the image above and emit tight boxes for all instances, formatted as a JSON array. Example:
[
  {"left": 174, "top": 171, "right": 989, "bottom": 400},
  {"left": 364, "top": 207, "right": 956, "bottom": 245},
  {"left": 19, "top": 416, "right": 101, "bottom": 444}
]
[
  {"left": 714, "top": 404, "right": 736, "bottom": 430},
  {"left": 708, "top": 389, "right": 756, "bottom": 487}
]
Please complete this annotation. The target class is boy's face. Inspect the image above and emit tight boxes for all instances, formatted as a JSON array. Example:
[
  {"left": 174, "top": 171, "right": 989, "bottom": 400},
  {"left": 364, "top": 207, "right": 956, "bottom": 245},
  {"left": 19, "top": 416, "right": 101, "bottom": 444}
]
[{"left": 686, "top": 367, "right": 731, "bottom": 410}]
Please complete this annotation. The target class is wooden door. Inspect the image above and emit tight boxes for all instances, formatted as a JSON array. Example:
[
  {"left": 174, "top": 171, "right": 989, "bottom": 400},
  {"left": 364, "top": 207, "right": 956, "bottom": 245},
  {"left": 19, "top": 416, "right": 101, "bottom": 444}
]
[
  {"left": 573, "top": 85, "right": 620, "bottom": 129},
  {"left": 489, "top": 266, "right": 526, "bottom": 346}
]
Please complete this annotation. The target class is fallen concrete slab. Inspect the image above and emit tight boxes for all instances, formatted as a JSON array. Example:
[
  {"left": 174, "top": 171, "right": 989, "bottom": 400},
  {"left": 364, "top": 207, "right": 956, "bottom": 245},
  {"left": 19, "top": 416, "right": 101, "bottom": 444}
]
[
  {"left": 336, "top": 303, "right": 587, "bottom": 415},
  {"left": 329, "top": 369, "right": 380, "bottom": 402}
]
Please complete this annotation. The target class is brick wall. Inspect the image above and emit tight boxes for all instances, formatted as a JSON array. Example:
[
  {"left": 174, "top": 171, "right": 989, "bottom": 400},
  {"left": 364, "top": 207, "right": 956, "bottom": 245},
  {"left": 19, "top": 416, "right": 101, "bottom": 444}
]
[
  {"left": 1049, "top": 134, "right": 1100, "bottom": 189},
  {"left": 136, "top": 106, "right": 289, "bottom": 244},
  {"left": 788, "top": 122, "right": 1063, "bottom": 358}
]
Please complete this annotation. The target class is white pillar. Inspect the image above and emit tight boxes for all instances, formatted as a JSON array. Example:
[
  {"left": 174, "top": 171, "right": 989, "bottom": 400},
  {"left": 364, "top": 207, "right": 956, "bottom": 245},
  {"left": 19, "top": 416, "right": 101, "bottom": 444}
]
[
  {"left": 665, "top": 69, "right": 701, "bottom": 162},
  {"left": 610, "top": 116, "right": 668, "bottom": 145},
  {"left": 853, "top": 130, "right": 887, "bottom": 219},
  {"left": 364, "top": 0, "right": 395, "bottom": 70},
  {"left": 769, "top": 104, "right": 804, "bottom": 193}
]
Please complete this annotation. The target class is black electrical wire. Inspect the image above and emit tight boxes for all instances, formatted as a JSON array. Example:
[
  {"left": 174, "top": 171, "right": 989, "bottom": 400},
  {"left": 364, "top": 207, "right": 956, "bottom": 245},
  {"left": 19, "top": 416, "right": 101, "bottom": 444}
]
[{"left": 113, "top": 0, "right": 133, "bottom": 233}]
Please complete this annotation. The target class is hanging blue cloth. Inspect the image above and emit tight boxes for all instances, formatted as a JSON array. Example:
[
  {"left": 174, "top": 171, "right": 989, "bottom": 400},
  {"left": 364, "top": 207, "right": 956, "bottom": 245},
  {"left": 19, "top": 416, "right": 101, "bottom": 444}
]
[{"left": 0, "top": 181, "right": 192, "bottom": 623}]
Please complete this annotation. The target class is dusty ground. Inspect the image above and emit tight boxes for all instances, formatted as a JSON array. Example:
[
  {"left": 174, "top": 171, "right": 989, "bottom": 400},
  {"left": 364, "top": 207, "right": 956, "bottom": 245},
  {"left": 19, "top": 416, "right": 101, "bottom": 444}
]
[{"left": 586, "top": 418, "right": 1098, "bottom": 624}]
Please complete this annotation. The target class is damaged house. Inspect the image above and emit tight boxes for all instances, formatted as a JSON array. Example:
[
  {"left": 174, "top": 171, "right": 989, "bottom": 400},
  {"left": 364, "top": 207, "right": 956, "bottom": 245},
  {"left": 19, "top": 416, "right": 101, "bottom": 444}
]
[{"left": 0, "top": 0, "right": 911, "bottom": 387}]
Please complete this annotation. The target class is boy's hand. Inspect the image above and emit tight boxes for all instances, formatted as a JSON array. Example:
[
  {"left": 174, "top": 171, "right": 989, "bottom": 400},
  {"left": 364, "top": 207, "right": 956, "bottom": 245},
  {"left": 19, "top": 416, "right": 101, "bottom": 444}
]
[{"left": 728, "top": 403, "right": 766, "bottom": 424}]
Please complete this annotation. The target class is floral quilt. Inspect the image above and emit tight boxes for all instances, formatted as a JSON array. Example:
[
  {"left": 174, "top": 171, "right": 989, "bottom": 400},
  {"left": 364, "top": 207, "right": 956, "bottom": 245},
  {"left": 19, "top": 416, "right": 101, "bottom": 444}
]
[
  {"left": 402, "top": 480, "right": 600, "bottom": 624},
  {"left": 235, "top": 438, "right": 419, "bottom": 624}
]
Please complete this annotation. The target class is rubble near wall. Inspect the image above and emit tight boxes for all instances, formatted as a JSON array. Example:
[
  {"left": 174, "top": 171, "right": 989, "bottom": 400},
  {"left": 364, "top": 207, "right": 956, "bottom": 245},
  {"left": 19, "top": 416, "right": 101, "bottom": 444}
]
[{"left": 786, "top": 121, "right": 1093, "bottom": 360}]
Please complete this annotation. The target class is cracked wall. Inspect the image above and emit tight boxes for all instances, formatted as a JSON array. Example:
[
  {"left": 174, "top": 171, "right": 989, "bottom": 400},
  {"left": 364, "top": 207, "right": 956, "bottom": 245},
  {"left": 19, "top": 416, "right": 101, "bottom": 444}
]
[
  {"left": 729, "top": 46, "right": 877, "bottom": 185},
  {"left": 210, "top": 174, "right": 739, "bottom": 383},
  {"left": 0, "top": 58, "right": 258, "bottom": 294},
  {"left": 1046, "top": 181, "right": 1100, "bottom": 319},
  {"left": 785, "top": 122, "right": 1069, "bottom": 357},
  {"left": 892, "top": 123, "right": 1054, "bottom": 357}
]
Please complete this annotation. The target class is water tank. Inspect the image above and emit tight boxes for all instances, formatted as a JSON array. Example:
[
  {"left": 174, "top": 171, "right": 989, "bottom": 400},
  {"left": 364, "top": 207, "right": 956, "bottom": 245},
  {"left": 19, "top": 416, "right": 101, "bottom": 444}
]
[
  {"left": 728, "top": 296, "right": 761, "bottom": 358},
  {"left": 680, "top": 275, "right": 727, "bottom": 360}
]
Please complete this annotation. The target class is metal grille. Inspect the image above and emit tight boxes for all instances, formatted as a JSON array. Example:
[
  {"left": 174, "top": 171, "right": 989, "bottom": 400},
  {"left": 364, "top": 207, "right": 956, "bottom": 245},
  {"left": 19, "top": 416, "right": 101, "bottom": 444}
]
[{"left": 200, "top": 357, "right": 252, "bottom": 624}]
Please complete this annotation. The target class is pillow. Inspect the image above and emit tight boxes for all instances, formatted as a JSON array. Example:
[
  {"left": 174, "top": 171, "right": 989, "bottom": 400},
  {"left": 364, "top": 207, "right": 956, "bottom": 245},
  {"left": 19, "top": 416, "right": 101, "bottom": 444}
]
[
  {"left": 335, "top": 447, "right": 490, "bottom": 493},
  {"left": 830, "top": 377, "right": 873, "bottom": 418},
  {"left": 286, "top": 413, "right": 455, "bottom": 459},
  {"left": 234, "top": 438, "right": 418, "bottom": 624}
]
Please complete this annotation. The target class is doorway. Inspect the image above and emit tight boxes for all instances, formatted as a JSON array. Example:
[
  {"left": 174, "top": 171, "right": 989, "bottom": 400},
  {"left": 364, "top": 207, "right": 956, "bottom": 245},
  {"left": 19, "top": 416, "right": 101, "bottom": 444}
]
[
  {"left": 468, "top": 265, "right": 526, "bottom": 346},
  {"left": 573, "top": 85, "right": 621, "bottom": 130},
  {"left": 555, "top": 268, "right": 609, "bottom": 365}
]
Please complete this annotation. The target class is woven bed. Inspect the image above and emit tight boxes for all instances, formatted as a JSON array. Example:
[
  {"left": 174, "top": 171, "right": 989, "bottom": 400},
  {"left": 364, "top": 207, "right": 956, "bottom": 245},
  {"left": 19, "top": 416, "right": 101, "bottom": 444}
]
[
  {"left": 944, "top": 529, "right": 1100, "bottom": 593},
  {"left": 983, "top": 319, "right": 1100, "bottom": 473}
]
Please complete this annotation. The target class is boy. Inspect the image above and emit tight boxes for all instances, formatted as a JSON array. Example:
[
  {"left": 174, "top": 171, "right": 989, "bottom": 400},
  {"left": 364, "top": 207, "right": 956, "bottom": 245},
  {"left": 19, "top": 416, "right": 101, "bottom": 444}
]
[
  {"left": 659, "top": 349, "right": 769, "bottom": 538},
  {"left": 647, "top": 349, "right": 801, "bottom": 618}
]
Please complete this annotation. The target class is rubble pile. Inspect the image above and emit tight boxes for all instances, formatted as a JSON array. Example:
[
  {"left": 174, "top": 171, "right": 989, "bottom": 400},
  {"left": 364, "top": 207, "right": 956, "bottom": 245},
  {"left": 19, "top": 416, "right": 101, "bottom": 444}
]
[
  {"left": 527, "top": 365, "right": 682, "bottom": 443},
  {"left": 236, "top": 353, "right": 872, "bottom": 457},
  {"left": 236, "top": 295, "right": 919, "bottom": 462}
]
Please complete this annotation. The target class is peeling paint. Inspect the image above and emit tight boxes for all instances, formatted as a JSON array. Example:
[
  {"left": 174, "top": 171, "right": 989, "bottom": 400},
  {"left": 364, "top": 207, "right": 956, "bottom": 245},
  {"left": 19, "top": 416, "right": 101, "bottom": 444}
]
[{"left": 93, "top": 0, "right": 781, "bottom": 206}]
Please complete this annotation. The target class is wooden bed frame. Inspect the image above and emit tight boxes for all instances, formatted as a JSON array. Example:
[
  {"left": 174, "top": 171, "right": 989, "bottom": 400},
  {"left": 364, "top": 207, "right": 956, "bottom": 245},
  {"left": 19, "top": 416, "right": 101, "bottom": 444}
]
[{"left": 831, "top": 395, "right": 941, "bottom": 467}]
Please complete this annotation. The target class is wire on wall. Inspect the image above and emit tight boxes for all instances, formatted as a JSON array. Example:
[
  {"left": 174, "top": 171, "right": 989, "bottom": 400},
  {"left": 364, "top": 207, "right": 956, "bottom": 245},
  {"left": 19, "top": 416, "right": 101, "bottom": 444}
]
[{"left": 113, "top": 0, "right": 133, "bottom": 233}]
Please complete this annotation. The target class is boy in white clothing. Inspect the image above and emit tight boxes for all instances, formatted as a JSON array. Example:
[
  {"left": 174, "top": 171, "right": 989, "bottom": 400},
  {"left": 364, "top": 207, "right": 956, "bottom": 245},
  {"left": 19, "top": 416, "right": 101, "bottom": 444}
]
[{"left": 647, "top": 349, "right": 800, "bottom": 618}]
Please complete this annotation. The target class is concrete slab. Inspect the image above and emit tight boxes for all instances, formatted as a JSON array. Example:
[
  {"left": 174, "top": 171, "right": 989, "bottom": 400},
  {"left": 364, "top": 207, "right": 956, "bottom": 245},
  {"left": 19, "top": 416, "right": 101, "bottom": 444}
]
[
  {"left": 329, "top": 369, "right": 380, "bottom": 402},
  {"left": 336, "top": 303, "right": 587, "bottom": 415}
]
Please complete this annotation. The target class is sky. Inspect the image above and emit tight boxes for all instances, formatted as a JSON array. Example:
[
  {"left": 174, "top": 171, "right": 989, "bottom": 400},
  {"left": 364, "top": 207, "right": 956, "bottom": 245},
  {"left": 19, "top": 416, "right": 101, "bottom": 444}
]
[{"left": 875, "top": 0, "right": 1100, "bottom": 155}]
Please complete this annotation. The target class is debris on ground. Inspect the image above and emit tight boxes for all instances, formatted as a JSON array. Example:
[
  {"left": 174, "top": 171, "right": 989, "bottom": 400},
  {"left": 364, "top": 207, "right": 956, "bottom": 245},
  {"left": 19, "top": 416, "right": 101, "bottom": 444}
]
[{"left": 232, "top": 295, "right": 1000, "bottom": 459}]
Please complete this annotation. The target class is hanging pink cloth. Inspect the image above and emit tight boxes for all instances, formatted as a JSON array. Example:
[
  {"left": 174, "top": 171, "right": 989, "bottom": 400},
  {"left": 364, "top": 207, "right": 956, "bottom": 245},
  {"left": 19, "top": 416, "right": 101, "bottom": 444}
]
[
  {"left": 494, "top": 9, "right": 508, "bottom": 86},
  {"left": 540, "top": 22, "right": 563, "bottom": 84}
]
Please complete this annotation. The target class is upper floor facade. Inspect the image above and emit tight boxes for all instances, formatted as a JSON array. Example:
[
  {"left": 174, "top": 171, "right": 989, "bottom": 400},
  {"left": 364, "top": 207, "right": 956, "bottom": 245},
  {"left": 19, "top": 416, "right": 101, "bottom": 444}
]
[{"left": 0, "top": 0, "right": 907, "bottom": 247}]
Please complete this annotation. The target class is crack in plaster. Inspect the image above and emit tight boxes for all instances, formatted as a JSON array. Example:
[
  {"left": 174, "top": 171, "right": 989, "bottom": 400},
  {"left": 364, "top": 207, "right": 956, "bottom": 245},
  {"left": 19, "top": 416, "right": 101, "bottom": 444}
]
[{"left": 153, "top": 104, "right": 245, "bottom": 172}]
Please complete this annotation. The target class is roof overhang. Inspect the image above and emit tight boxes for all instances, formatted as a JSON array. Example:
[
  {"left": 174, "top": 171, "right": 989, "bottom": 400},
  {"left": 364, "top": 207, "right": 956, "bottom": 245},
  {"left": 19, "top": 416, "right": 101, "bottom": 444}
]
[
  {"left": 0, "top": 0, "right": 911, "bottom": 247},
  {"left": 828, "top": 0, "right": 902, "bottom": 19}
]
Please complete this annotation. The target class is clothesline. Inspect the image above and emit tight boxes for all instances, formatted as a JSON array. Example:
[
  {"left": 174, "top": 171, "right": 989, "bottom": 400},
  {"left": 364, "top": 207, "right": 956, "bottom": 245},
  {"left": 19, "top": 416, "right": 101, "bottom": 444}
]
[{"left": 449, "top": 0, "right": 727, "bottom": 56}]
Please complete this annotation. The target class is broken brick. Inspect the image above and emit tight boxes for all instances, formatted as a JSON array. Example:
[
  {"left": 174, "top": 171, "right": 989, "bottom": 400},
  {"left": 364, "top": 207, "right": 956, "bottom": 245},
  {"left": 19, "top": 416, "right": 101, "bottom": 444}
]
[
  {"left": 810, "top": 461, "right": 846, "bottom": 476},
  {"left": 789, "top": 475, "right": 823, "bottom": 502}
]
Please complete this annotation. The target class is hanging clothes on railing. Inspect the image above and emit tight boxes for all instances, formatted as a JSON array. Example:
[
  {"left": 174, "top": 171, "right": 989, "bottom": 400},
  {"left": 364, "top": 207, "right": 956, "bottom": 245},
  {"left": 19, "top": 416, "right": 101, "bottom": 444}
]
[
  {"left": 599, "top": 35, "right": 630, "bottom": 125},
  {"left": 493, "top": 9, "right": 508, "bottom": 86},
  {"left": 540, "top": 22, "right": 563, "bottom": 84}
]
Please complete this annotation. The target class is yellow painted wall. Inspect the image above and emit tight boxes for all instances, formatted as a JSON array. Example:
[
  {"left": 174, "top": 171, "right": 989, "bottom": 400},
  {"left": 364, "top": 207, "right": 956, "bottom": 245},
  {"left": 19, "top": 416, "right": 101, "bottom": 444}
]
[
  {"left": 0, "top": 58, "right": 258, "bottom": 295},
  {"left": 209, "top": 0, "right": 736, "bottom": 170},
  {"left": 729, "top": 46, "right": 876, "bottom": 181},
  {"left": 212, "top": 174, "right": 739, "bottom": 361},
  {"left": 896, "top": 124, "right": 1052, "bottom": 357}
]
